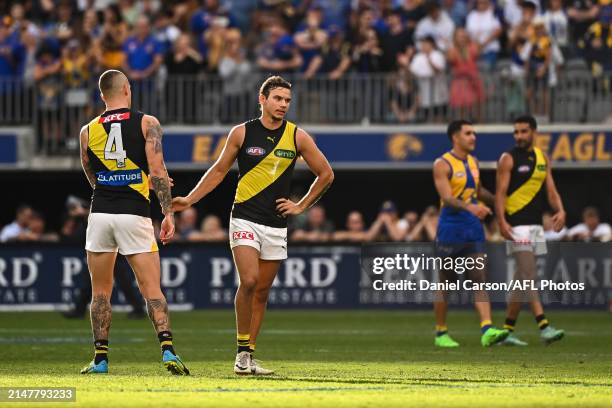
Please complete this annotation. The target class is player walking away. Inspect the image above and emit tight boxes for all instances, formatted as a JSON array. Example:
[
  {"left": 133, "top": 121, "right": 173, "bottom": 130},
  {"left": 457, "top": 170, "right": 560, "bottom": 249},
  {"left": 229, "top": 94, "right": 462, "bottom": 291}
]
[
  {"left": 432, "top": 120, "right": 510, "bottom": 348},
  {"left": 172, "top": 76, "right": 334, "bottom": 375},
  {"left": 79, "top": 70, "right": 189, "bottom": 375},
  {"left": 495, "top": 115, "right": 566, "bottom": 346}
]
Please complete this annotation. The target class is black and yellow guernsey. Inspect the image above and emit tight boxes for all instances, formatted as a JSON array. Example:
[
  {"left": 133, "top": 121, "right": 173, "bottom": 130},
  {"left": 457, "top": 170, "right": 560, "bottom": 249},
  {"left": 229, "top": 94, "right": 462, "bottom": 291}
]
[
  {"left": 505, "top": 146, "right": 547, "bottom": 226},
  {"left": 87, "top": 108, "right": 151, "bottom": 218},
  {"left": 231, "top": 118, "right": 298, "bottom": 228}
]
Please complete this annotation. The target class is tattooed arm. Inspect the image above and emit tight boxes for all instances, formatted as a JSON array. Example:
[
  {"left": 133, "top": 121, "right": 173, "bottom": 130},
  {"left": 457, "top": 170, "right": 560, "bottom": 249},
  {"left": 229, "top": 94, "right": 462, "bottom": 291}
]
[
  {"left": 79, "top": 125, "right": 96, "bottom": 188},
  {"left": 142, "top": 114, "right": 175, "bottom": 243},
  {"left": 276, "top": 128, "right": 334, "bottom": 217}
]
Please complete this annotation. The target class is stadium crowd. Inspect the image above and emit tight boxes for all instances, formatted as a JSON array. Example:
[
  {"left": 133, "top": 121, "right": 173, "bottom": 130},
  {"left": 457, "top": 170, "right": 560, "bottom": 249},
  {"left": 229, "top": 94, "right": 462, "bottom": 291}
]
[
  {"left": 0, "top": 0, "right": 611, "bottom": 127},
  {"left": 2, "top": 197, "right": 611, "bottom": 244}
]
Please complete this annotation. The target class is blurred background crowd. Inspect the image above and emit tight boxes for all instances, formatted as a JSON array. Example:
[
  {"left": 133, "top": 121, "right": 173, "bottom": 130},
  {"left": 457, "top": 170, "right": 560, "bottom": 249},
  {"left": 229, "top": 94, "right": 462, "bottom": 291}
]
[
  {"left": 3, "top": 196, "right": 610, "bottom": 244},
  {"left": 0, "top": 0, "right": 611, "bottom": 152}
]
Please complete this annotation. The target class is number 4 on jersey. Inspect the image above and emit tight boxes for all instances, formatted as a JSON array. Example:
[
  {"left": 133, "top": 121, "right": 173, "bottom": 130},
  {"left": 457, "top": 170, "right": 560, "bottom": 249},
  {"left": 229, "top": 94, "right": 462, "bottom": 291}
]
[{"left": 104, "top": 123, "right": 127, "bottom": 168}]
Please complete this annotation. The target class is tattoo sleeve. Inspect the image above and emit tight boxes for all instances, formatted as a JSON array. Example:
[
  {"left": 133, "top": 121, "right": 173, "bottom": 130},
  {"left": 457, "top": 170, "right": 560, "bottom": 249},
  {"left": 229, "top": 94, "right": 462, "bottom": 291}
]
[
  {"left": 145, "top": 298, "right": 170, "bottom": 332},
  {"left": 90, "top": 294, "right": 112, "bottom": 340},
  {"left": 145, "top": 120, "right": 173, "bottom": 214},
  {"left": 81, "top": 154, "right": 96, "bottom": 188}
]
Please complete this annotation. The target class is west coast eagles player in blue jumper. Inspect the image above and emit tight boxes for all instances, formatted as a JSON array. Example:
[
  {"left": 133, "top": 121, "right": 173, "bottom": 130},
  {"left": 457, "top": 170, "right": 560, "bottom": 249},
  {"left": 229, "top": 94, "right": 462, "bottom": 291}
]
[
  {"left": 432, "top": 120, "right": 509, "bottom": 348},
  {"left": 172, "top": 76, "right": 334, "bottom": 375}
]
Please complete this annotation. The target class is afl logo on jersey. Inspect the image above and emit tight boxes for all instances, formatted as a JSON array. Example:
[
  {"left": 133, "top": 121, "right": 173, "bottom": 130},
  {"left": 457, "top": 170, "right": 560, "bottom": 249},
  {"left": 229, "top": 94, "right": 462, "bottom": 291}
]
[
  {"left": 454, "top": 172, "right": 465, "bottom": 178},
  {"left": 518, "top": 165, "right": 531, "bottom": 173},
  {"left": 246, "top": 147, "right": 266, "bottom": 156}
]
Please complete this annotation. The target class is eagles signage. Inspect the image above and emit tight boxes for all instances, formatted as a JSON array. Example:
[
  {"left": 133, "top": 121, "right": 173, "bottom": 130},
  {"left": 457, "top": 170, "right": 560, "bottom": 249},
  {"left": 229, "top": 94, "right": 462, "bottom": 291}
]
[
  {"left": 0, "top": 244, "right": 610, "bottom": 311},
  {"left": 160, "top": 125, "right": 612, "bottom": 170}
]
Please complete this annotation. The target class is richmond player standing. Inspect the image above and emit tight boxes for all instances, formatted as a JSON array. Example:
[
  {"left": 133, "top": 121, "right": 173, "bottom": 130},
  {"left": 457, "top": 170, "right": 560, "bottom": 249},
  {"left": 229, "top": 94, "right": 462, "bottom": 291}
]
[
  {"left": 79, "top": 70, "right": 189, "bottom": 375},
  {"left": 173, "top": 76, "right": 334, "bottom": 375}
]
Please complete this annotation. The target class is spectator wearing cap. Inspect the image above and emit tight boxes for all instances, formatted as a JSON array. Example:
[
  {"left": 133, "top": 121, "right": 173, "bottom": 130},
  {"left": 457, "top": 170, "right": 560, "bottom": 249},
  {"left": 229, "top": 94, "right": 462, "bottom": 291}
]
[
  {"left": 380, "top": 9, "right": 414, "bottom": 72},
  {"left": 294, "top": 7, "right": 329, "bottom": 75},
  {"left": 414, "top": 0, "right": 455, "bottom": 51},
  {"left": 410, "top": 35, "right": 448, "bottom": 121},
  {"left": 256, "top": 21, "right": 303, "bottom": 73},
  {"left": 0, "top": 205, "right": 33, "bottom": 243},
  {"left": 466, "top": 0, "right": 502, "bottom": 69},
  {"left": 568, "top": 207, "right": 612, "bottom": 242},
  {"left": 367, "top": 201, "right": 410, "bottom": 241}
]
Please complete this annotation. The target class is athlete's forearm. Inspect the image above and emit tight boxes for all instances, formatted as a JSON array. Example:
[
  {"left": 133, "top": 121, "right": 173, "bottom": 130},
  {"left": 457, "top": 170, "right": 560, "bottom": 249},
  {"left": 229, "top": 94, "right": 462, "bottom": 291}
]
[
  {"left": 478, "top": 187, "right": 495, "bottom": 207},
  {"left": 81, "top": 157, "right": 96, "bottom": 189},
  {"left": 296, "top": 171, "right": 333, "bottom": 211},
  {"left": 151, "top": 171, "right": 173, "bottom": 215},
  {"left": 186, "top": 165, "right": 227, "bottom": 205},
  {"left": 441, "top": 196, "right": 468, "bottom": 211}
]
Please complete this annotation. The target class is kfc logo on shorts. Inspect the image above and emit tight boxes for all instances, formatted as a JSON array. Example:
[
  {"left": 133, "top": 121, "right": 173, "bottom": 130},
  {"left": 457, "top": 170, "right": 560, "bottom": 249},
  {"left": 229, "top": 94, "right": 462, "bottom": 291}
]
[
  {"left": 99, "top": 112, "right": 131, "bottom": 123},
  {"left": 233, "top": 231, "right": 255, "bottom": 241}
]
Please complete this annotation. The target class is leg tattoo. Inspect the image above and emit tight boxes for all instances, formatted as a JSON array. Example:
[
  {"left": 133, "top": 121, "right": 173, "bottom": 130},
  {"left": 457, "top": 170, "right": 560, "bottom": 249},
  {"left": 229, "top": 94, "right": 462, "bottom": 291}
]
[
  {"left": 146, "top": 298, "right": 170, "bottom": 332},
  {"left": 90, "top": 294, "right": 112, "bottom": 340}
]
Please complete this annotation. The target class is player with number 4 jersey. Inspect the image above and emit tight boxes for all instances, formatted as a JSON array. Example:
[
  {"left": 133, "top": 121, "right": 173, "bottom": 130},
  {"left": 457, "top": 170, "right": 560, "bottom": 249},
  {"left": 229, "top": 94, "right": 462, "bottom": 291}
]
[{"left": 79, "top": 69, "right": 189, "bottom": 375}]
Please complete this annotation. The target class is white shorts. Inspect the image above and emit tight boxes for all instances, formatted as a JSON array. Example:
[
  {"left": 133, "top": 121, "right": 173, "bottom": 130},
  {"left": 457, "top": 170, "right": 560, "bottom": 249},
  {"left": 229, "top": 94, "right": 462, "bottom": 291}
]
[
  {"left": 506, "top": 225, "right": 547, "bottom": 255},
  {"left": 229, "top": 217, "right": 287, "bottom": 260},
  {"left": 86, "top": 213, "right": 159, "bottom": 255}
]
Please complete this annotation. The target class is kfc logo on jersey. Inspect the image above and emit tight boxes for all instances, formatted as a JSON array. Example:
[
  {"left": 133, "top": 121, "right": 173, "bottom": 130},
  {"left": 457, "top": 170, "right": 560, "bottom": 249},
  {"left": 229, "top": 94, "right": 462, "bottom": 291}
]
[
  {"left": 99, "top": 112, "right": 131, "bottom": 123},
  {"left": 233, "top": 231, "right": 255, "bottom": 241},
  {"left": 246, "top": 147, "right": 266, "bottom": 156}
]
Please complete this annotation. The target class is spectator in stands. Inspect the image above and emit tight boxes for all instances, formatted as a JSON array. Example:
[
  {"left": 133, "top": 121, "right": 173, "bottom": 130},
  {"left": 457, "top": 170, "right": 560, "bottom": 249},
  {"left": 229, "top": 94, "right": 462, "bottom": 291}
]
[
  {"left": 93, "top": 5, "right": 128, "bottom": 71},
  {"left": 567, "top": 206, "right": 612, "bottom": 242},
  {"left": 291, "top": 205, "right": 335, "bottom": 242},
  {"left": 59, "top": 197, "right": 88, "bottom": 244},
  {"left": 406, "top": 205, "right": 438, "bottom": 241},
  {"left": 177, "top": 207, "right": 199, "bottom": 241},
  {"left": 568, "top": 0, "right": 600, "bottom": 49},
  {"left": 332, "top": 210, "right": 371, "bottom": 241},
  {"left": 18, "top": 211, "right": 59, "bottom": 242},
  {"left": 390, "top": 48, "right": 418, "bottom": 123},
  {"left": 543, "top": 211, "right": 568, "bottom": 241},
  {"left": 442, "top": 0, "right": 469, "bottom": 26},
  {"left": 165, "top": 33, "right": 203, "bottom": 76},
  {"left": 123, "top": 15, "right": 163, "bottom": 80},
  {"left": 583, "top": 11, "right": 612, "bottom": 76},
  {"left": 219, "top": 28, "right": 253, "bottom": 122},
  {"left": 465, "top": 0, "right": 502, "bottom": 69},
  {"left": 447, "top": 27, "right": 484, "bottom": 121},
  {"left": 43, "top": 1, "right": 75, "bottom": 46},
  {"left": 542, "top": 0, "right": 570, "bottom": 57},
  {"left": 294, "top": 7, "right": 328, "bottom": 74},
  {"left": 367, "top": 201, "right": 409, "bottom": 241},
  {"left": 0, "top": 16, "right": 25, "bottom": 78},
  {"left": 0, "top": 204, "right": 33, "bottom": 242},
  {"left": 414, "top": 0, "right": 455, "bottom": 52},
  {"left": 153, "top": 9, "right": 182, "bottom": 57},
  {"left": 380, "top": 10, "right": 413, "bottom": 72},
  {"left": 165, "top": 32, "right": 202, "bottom": 122},
  {"left": 190, "top": 0, "right": 236, "bottom": 60},
  {"left": 256, "top": 20, "right": 302, "bottom": 73},
  {"left": 399, "top": 0, "right": 426, "bottom": 35},
  {"left": 81, "top": 9, "right": 102, "bottom": 43},
  {"left": 410, "top": 35, "right": 447, "bottom": 121},
  {"left": 34, "top": 41, "right": 62, "bottom": 150},
  {"left": 402, "top": 210, "right": 420, "bottom": 240},
  {"left": 351, "top": 27, "right": 383, "bottom": 72},
  {"left": 509, "top": 0, "right": 537, "bottom": 48},
  {"left": 308, "top": 27, "right": 352, "bottom": 79},
  {"left": 188, "top": 214, "right": 227, "bottom": 242},
  {"left": 347, "top": 7, "right": 377, "bottom": 44},
  {"left": 526, "top": 19, "right": 552, "bottom": 117}
]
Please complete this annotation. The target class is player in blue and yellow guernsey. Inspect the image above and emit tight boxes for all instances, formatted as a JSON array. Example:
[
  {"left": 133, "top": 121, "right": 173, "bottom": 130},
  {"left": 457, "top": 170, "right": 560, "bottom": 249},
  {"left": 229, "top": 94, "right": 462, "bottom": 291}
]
[
  {"left": 432, "top": 120, "right": 509, "bottom": 348},
  {"left": 495, "top": 115, "right": 566, "bottom": 346},
  {"left": 172, "top": 76, "right": 334, "bottom": 375},
  {"left": 79, "top": 70, "right": 189, "bottom": 375}
]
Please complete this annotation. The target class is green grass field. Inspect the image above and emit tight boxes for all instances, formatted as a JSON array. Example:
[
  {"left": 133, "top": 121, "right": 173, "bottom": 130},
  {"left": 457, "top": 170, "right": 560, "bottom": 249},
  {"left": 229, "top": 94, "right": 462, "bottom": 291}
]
[{"left": 0, "top": 310, "right": 610, "bottom": 407}]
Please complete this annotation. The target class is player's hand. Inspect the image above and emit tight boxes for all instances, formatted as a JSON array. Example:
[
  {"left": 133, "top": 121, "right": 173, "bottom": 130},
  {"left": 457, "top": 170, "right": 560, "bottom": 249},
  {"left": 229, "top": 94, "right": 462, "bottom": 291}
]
[
  {"left": 159, "top": 214, "right": 175, "bottom": 245},
  {"left": 467, "top": 203, "right": 492, "bottom": 220},
  {"left": 276, "top": 198, "right": 304, "bottom": 217},
  {"left": 499, "top": 220, "right": 514, "bottom": 241},
  {"left": 551, "top": 210, "right": 566, "bottom": 232},
  {"left": 171, "top": 196, "right": 192, "bottom": 212}
]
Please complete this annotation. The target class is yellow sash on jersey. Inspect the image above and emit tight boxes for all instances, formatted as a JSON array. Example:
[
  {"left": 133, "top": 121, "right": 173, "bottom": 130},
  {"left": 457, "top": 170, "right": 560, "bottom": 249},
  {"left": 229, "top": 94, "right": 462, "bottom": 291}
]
[
  {"left": 440, "top": 152, "right": 480, "bottom": 208},
  {"left": 87, "top": 116, "right": 150, "bottom": 201},
  {"left": 234, "top": 121, "right": 297, "bottom": 204},
  {"left": 505, "top": 147, "right": 546, "bottom": 215}
]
